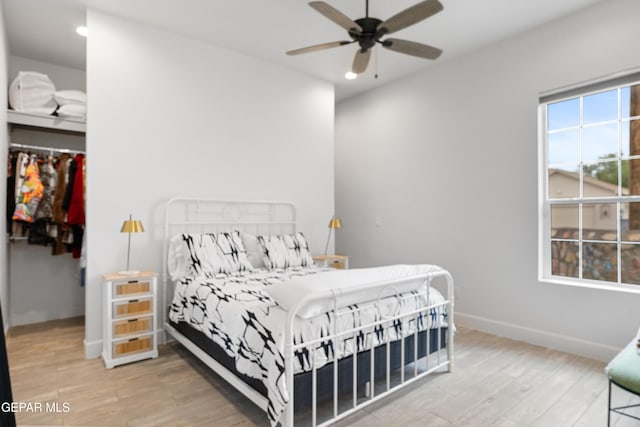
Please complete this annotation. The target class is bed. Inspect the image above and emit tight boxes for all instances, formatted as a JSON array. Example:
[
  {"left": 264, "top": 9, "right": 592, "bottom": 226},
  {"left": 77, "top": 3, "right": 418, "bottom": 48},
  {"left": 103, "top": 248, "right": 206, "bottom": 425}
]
[{"left": 162, "top": 198, "right": 454, "bottom": 426}]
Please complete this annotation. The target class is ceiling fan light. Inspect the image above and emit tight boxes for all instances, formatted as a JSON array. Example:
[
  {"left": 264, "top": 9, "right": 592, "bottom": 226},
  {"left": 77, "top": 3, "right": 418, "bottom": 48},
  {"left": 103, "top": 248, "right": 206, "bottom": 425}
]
[{"left": 345, "top": 71, "right": 358, "bottom": 80}]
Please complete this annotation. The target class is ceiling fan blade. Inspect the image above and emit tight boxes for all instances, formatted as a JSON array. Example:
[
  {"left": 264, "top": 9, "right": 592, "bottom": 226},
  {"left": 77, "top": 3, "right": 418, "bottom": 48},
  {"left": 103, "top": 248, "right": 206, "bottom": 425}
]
[
  {"left": 377, "top": 0, "right": 443, "bottom": 36},
  {"left": 382, "top": 38, "right": 442, "bottom": 60},
  {"left": 309, "top": 1, "right": 363, "bottom": 34},
  {"left": 286, "top": 40, "right": 353, "bottom": 56},
  {"left": 352, "top": 48, "right": 372, "bottom": 74}
]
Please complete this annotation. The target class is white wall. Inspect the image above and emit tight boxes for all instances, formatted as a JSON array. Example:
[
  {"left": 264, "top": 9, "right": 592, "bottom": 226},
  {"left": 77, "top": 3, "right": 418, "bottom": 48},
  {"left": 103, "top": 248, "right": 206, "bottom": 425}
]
[
  {"left": 0, "top": 1, "right": 9, "bottom": 330},
  {"left": 85, "top": 10, "right": 335, "bottom": 357},
  {"left": 336, "top": 0, "right": 640, "bottom": 361}
]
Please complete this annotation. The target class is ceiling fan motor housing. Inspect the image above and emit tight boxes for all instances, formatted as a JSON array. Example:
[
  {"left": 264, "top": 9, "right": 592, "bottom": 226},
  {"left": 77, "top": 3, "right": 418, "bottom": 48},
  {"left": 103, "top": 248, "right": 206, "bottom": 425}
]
[{"left": 352, "top": 17, "right": 383, "bottom": 50}]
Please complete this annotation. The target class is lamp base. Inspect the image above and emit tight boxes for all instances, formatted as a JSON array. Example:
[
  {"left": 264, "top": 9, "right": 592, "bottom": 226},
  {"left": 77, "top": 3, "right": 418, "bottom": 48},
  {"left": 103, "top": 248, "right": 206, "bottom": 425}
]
[{"left": 118, "top": 270, "right": 141, "bottom": 276}]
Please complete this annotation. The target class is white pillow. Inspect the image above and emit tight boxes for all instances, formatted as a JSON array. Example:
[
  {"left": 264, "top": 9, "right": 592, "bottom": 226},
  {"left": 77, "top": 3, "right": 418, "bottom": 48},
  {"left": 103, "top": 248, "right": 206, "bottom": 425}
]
[
  {"left": 56, "top": 103, "right": 86, "bottom": 118},
  {"left": 54, "top": 90, "right": 87, "bottom": 105},
  {"left": 215, "top": 231, "right": 254, "bottom": 272},
  {"left": 257, "top": 232, "right": 314, "bottom": 269},
  {"left": 267, "top": 264, "right": 443, "bottom": 319},
  {"left": 168, "top": 233, "right": 231, "bottom": 279},
  {"left": 241, "top": 232, "right": 265, "bottom": 269},
  {"left": 9, "top": 71, "right": 57, "bottom": 114},
  {"left": 168, "top": 234, "right": 190, "bottom": 280}
]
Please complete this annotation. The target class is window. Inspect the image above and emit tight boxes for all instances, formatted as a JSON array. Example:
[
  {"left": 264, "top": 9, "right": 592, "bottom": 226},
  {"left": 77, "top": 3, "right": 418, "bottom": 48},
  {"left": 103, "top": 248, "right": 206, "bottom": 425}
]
[{"left": 540, "top": 72, "right": 640, "bottom": 289}]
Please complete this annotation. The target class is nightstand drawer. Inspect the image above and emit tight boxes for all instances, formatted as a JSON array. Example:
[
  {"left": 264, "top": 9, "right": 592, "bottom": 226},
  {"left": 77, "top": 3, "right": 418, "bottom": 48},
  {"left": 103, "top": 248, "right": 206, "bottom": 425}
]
[
  {"left": 113, "top": 298, "right": 152, "bottom": 318},
  {"left": 113, "top": 280, "right": 151, "bottom": 298},
  {"left": 331, "top": 260, "right": 346, "bottom": 269},
  {"left": 313, "top": 255, "right": 349, "bottom": 270},
  {"left": 113, "top": 316, "right": 152, "bottom": 338},
  {"left": 113, "top": 335, "right": 153, "bottom": 358}
]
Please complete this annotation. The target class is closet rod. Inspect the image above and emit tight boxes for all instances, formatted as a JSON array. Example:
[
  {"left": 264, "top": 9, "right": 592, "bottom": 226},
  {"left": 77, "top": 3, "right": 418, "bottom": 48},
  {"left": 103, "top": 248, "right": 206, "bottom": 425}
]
[{"left": 8, "top": 142, "right": 85, "bottom": 155}]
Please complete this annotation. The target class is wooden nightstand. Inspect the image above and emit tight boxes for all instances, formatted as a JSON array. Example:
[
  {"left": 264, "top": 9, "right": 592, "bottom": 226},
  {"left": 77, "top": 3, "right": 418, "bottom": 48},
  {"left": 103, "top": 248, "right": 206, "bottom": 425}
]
[
  {"left": 102, "top": 271, "right": 158, "bottom": 368},
  {"left": 313, "top": 255, "right": 349, "bottom": 269}
]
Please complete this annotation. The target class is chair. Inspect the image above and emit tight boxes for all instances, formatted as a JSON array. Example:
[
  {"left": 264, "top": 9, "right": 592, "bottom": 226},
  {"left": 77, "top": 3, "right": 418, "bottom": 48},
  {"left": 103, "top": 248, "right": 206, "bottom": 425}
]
[{"left": 606, "top": 337, "right": 640, "bottom": 426}]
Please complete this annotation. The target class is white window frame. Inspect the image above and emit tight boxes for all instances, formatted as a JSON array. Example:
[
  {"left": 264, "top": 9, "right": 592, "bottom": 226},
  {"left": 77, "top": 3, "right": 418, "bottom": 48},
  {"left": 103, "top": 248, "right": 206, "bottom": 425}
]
[{"left": 538, "top": 69, "right": 640, "bottom": 293}]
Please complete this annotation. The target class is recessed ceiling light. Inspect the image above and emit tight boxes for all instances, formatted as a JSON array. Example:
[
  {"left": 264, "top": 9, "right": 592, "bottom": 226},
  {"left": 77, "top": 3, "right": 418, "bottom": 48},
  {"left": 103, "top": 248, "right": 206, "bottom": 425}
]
[
  {"left": 76, "top": 26, "right": 88, "bottom": 37},
  {"left": 345, "top": 72, "right": 357, "bottom": 80}
]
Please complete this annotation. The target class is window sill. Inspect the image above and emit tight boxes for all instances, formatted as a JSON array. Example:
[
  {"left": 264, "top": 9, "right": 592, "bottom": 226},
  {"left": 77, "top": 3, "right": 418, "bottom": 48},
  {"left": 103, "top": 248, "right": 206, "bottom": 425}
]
[{"left": 539, "top": 275, "right": 640, "bottom": 294}]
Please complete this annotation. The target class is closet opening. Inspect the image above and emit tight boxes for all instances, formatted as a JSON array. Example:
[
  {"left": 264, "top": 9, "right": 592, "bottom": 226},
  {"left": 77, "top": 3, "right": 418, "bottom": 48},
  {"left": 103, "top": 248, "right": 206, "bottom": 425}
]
[{"left": 6, "top": 121, "right": 86, "bottom": 333}]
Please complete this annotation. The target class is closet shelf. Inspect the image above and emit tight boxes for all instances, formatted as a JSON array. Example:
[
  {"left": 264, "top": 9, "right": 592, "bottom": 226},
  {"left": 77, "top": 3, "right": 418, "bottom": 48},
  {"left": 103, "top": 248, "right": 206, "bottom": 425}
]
[{"left": 7, "top": 110, "right": 85, "bottom": 133}]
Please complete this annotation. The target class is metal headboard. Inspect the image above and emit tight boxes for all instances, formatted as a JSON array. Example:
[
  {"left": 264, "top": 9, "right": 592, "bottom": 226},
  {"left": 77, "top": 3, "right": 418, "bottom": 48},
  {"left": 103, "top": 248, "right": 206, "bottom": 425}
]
[{"left": 161, "top": 197, "right": 297, "bottom": 339}]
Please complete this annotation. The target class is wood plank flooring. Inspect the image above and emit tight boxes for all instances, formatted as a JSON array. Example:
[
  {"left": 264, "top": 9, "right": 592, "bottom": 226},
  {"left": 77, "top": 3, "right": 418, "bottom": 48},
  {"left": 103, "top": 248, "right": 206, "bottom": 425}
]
[{"left": 4, "top": 317, "right": 637, "bottom": 426}]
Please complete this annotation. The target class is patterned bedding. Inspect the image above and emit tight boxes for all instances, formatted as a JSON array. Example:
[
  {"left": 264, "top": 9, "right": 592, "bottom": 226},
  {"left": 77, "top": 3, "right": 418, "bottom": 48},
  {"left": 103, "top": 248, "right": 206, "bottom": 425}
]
[{"left": 168, "top": 266, "right": 448, "bottom": 426}]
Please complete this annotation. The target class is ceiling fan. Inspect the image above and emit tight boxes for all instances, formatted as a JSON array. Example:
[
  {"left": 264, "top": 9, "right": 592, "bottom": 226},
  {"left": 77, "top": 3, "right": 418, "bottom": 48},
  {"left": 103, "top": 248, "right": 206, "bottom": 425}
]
[{"left": 287, "top": 0, "right": 444, "bottom": 75}]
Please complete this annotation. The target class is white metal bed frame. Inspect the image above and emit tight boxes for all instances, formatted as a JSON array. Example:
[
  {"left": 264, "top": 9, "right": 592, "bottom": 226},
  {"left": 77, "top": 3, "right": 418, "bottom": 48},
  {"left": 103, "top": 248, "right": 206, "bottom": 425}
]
[{"left": 162, "top": 197, "right": 454, "bottom": 426}]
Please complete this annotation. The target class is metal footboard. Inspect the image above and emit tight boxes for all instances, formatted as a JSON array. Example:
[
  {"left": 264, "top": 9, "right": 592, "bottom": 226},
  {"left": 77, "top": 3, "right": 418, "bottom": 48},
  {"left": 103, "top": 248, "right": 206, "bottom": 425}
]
[{"left": 282, "top": 268, "right": 454, "bottom": 426}]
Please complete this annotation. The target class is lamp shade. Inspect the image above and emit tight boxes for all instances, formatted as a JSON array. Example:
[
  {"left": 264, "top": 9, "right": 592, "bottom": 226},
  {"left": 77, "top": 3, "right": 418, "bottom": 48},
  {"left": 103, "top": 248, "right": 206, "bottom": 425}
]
[
  {"left": 121, "top": 219, "right": 144, "bottom": 233},
  {"left": 328, "top": 217, "right": 342, "bottom": 229},
  {"left": 119, "top": 214, "right": 145, "bottom": 275}
]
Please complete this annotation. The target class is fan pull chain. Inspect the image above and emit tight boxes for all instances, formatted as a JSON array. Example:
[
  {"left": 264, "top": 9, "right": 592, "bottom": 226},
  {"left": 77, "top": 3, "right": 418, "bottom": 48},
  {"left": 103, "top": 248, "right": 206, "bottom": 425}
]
[{"left": 374, "top": 47, "right": 379, "bottom": 79}]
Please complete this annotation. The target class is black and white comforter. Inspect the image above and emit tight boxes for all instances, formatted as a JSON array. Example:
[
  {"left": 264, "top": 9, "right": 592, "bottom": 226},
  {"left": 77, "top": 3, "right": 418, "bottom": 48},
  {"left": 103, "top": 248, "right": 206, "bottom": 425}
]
[{"left": 168, "top": 266, "right": 448, "bottom": 426}]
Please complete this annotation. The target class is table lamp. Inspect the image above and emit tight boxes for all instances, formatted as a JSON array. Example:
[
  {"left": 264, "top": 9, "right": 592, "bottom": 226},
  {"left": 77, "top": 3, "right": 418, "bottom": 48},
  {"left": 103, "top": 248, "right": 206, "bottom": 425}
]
[
  {"left": 119, "top": 214, "right": 144, "bottom": 275},
  {"left": 324, "top": 216, "right": 342, "bottom": 255}
]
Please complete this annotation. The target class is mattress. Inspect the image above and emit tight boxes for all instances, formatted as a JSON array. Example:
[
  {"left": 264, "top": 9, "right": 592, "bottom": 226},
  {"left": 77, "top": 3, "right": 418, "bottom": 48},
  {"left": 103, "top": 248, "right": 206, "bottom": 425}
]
[
  {"left": 170, "top": 318, "right": 447, "bottom": 412},
  {"left": 168, "top": 266, "right": 448, "bottom": 425}
]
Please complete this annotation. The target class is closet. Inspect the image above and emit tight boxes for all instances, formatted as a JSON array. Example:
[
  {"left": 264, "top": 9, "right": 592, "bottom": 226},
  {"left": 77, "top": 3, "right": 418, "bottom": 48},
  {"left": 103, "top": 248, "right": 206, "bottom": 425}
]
[{"left": 6, "top": 110, "right": 86, "bottom": 327}]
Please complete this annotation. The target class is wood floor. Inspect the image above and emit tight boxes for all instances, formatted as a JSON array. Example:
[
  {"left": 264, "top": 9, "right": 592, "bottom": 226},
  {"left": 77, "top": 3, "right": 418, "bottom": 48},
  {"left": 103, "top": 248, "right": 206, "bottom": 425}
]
[{"left": 4, "top": 317, "right": 638, "bottom": 426}]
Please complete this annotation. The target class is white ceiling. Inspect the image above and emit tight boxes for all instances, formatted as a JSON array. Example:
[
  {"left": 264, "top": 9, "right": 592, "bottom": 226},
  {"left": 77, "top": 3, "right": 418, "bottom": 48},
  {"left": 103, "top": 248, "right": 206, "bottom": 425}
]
[{"left": 3, "top": 0, "right": 604, "bottom": 101}]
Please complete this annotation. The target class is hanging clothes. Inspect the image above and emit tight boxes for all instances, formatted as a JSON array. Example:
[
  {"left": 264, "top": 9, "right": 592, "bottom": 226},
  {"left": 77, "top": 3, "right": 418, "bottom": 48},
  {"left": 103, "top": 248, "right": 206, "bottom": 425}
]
[
  {"left": 11, "top": 153, "right": 28, "bottom": 237},
  {"left": 51, "top": 153, "right": 70, "bottom": 224},
  {"left": 34, "top": 156, "right": 56, "bottom": 220},
  {"left": 51, "top": 153, "right": 72, "bottom": 255},
  {"left": 61, "top": 157, "right": 77, "bottom": 214},
  {"left": 6, "top": 153, "right": 16, "bottom": 229},
  {"left": 6, "top": 148, "right": 85, "bottom": 257},
  {"left": 67, "top": 153, "right": 85, "bottom": 225},
  {"left": 12, "top": 156, "right": 44, "bottom": 223},
  {"left": 67, "top": 153, "right": 85, "bottom": 259}
]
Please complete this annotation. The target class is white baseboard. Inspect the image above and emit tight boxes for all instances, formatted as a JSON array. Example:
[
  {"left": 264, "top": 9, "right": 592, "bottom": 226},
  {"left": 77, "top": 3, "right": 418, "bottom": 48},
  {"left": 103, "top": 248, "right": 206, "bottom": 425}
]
[
  {"left": 11, "top": 309, "right": 84, "bottom": 328},
  {"left": 455, "top": 312, "right": 619, "bottom": 362},
  {"left": 84, "top": 338, "right": 102, "bottom": 359}
]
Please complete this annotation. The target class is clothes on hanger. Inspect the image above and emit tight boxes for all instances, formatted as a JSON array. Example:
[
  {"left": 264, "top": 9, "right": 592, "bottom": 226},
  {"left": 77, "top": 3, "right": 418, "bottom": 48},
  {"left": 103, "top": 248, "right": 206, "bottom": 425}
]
[
  {"left": 12, "top": 155, "right": 44, "bottom": 223},
  {"left": 6, "top": 147, "right": 86, "bottom": 259}
]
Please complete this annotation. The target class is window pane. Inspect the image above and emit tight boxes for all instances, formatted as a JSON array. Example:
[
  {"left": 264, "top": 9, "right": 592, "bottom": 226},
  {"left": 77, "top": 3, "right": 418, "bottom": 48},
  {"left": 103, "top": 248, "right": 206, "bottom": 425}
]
[
  {"left": 549, "top": 166, "right": 579, "bottom": 198},
  {"left": 582, "top": 203, "right": 616, "bottom": 240},
  {"left": 621, "top": 244, "right": 640, "bottom": 284},
  {"left": 622, "top": 202, "right": 640, "bottom": 241},
  {"left": 551, "top": 204, "right": 579, "bottom": 239},
  {"left": 582, "top": 123, "right": 618, "bottom": 162},
  {"left": 621, "top": 84, "right": 640, "bottom": 119},
  {"left": 551, "top": 241, "right": 578, "bottom": 278},
  {"left": 626, "top": 158, "right": 640, "bottom": 196},
  {"left": 582, "top": 242, "right": 617, "bottom": 282},
  {"left": 548, "top": 130, "right": 580, "bottom": 164},
  {"left": 622, "top": 86, "right": 630, "bottom": 119},
  {"left": 621, "top": 121, "right": 630, "bottom": 156},
  {"left": 583, "top": 89, "right": 618, "bottom": 124},
  {"left": 583, "top": 160, "right": 618, "bottom": 197},
  {"left": 548, "top": 98, "right": 580, "bottom": 130},
  {"left": 621, "top": 119, "right": 640, "bottom": 157}
]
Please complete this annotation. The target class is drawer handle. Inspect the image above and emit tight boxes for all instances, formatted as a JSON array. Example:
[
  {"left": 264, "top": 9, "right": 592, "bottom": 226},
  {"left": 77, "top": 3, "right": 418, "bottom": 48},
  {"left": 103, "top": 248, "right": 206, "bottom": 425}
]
[
  {"left": 128, "top": 338, "right": 139, "bottom": 342},
  {"left": 128, "top": 299, "right": 139, "bottom": 303},
  {"left": 127, "top": 280, "right": 139, "bottom": 284},
  {"left": 128, "top": 318, "right": 139, "bottom": 323}
]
